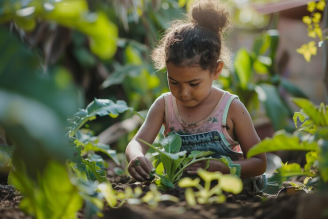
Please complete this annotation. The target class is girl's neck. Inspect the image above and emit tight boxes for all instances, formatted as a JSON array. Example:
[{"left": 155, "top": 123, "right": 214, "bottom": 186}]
[{"left": 174, "top": 87, "right": 224, "bottom": 124}]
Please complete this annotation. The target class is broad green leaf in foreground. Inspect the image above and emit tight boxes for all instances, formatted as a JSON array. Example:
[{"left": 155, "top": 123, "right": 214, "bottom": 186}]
[
  {"left": 247, "top": 130, "right": 319, "bottom": 158},
  {"left": 0, "top": 27, "right": 79, "bottom": 177},
  {"left": 10, "top": 160, "right": 83, "bottom": 219}
]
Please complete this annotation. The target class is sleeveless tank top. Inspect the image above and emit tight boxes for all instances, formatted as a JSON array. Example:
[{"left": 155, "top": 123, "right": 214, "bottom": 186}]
[{"left": 162, "top": 91, "right": 243, "bottom": 154}]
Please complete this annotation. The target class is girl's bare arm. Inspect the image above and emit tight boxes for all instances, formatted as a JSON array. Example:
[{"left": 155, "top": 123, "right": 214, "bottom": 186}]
[
  {"left": 229, "top": 99, "right": 267, "bottom": 178},
  {"left": 125, "top": 96, "right": 165, "bottom": 181}
]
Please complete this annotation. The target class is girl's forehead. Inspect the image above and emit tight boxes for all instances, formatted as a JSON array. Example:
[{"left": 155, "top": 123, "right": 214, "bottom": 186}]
[{"left": 166, "top": 63, "right": 210, "bottom": 80}]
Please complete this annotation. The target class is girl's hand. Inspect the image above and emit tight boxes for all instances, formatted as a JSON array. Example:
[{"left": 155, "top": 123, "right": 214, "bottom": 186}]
[
  {"left": 128, "top": 156, "right": 154, "bottom": 181},
  {"left": 183, "top": 160, "right": 229, "bottom": 174}
]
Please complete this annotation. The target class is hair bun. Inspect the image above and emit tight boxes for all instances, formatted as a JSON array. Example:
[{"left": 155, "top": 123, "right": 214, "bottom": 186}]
[{"left": 190, "top": 0, "right": 230, "bottom": 33}]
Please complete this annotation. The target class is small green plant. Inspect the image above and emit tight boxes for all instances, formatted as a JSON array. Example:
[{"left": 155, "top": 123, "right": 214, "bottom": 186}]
[
  {"left": 178, "top": 169, "right": 243, "bottom": 206},
  {"left": 98, "top": 182, "right": 178, "bottom": 208},
  {"left": 247, "top": 98, "right": 328, "bottom": 192},
  {"left": 139, "top": 133, "right": 241, "bottom": 190}
]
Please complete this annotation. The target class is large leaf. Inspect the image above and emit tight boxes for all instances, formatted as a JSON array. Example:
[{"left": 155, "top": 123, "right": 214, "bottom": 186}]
[
  {"left": 161, "top": 133, "right": 182, "bottom": 153},
  {"left": 0, "top": 0, "right": 118, "bottom": 59},
  {"left": 0, "top": 27, "right": 79, "bottom": 177},
  {"left": 247, "top": 130, "right": 319, "bottom": 158},
  {"left": 10, "top": 160, "right": 83, "bottom": 219},
  {"left": 257, "top": 83, "right": 290, "bottom": 130},
  {"left": 280, "top": 78, "right": 308, "bottom": 98},
  {"left": 234, "top": 48, "right": 252, "bottom": 89},
  {"left": 267, "top": 30, "right": 279, "bottom": 62},
  {"left": 69, "top": 99, "right": 132, "bottom": 137}
]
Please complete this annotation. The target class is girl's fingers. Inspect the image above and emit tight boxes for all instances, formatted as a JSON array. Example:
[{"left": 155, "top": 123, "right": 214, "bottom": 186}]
[
  {"left": 128, "top": 157, "right": 152, "bottom": 181},
  {"left": 138, "top": 157, "right": 153, "bottom": 173},
  {"left": 135, "top": 165, "right": 150, "bottom": 180},
  {"left": 130, "top": 167, "right": 144, "bottom": 181}
]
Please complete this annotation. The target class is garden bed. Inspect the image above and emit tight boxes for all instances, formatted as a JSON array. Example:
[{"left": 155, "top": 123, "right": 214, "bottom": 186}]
[{"left": 1, "top": 174, "right": 327, "bottom": 219}]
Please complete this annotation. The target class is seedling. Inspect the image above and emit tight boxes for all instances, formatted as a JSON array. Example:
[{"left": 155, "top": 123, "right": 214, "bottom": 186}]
[
  {"left": 178, "top": 169, "right": 243, "bottom": 206},
  {"left": 98, "top": 182, "right": 178, "bottom": 208},
  {"left": 139, "top": 133, "right": 241, "bottom": 190}
]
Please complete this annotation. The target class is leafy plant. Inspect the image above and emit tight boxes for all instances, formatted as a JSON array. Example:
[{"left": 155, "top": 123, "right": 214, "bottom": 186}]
[
  {"left": 0, "top": 0, "right": 118, "bottom": 59},
  {"left": 68, "top": 98, "right": 133, "bottom": 183},
  {"left": 220, "top": 30, "right": 308, "bottom": 131},
  {"left": 139, "top": 134, "right": 241, "bottom": 190},
  {"left": 98, "top": 182, "right": 178, "bottom": 209},
  {"left": 247, "top": 98, "right": 328, "bottom": 191},
  {"left": 178, "top": 169, "right": 243, "bottom": 206}
]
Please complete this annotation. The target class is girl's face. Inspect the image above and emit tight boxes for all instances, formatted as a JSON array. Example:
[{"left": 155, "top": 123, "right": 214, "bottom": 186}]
[{"left": 166, "top": 62, "right": 222, "bottom": 108}]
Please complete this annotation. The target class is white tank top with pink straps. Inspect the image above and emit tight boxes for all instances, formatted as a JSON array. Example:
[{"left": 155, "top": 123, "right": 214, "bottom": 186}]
[{"left": 162, "top": 91, "right": 243, "bottom": 153}]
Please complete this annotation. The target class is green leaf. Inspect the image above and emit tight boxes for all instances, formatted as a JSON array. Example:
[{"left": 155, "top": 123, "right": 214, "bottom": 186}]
[
  {"left": 197, "top": 169, "right": 222, "bottom": 182},
  {"left": 178, "top": 177, "right": 201, "bottom": 188},
  {"left": 267, "top": 30, "right": 279, "bottom": 61},
  {"left": 98, "top": 182, "right": 117, "bottom": 208},
  {"left": 268, "top": 163, "right": 314, "bottom": 184},
  {"left": 75, "top": 131, "right": 120, "bottom": 165},
  {"left": 161, "top": 133, "right": 182, "bottom": 153},
  {"left": 257, "top": 83, "right": 290, "bottom": 130},
  {"left": 0, "top": 1, "right": 118, "bottom": 59},
  {"left": 234, "top": 49, "right": 252, "bottom": 89},
  {"left": 247, "top": 130, "right": 319, "bottom": 158},
  {"left": 219, "top": 175, "right": 243, "bottom": 194},
  {"left": 292, "top": 98, "right": 328, "bottom": 126},
  {"left": 185, "top": 188, "right": 196, "bottom": 206},
  {"left": 0, "top": 27, "right": 79, "bottom": 177},
  {"left": 218, "top": 156, "right": 241, "bottom": 177},
  {"left": 157, "top": 174, "right": 174, "bottom": 188},
  {"left": 10, "top": 160, "right": 83, "bottom": 219},
  {"left": 188, "top": 151, "right": 215, "bottom": 159},
  {"left": 318, "top": 140, "right": 328, "bottom": 182},
  {"left": 69, "top": 99, "right": 132, "bottom": 137},
  {"left": 82, "top": 159, "right": 108, "bottom": 183},
  {"left": 280, "top": 78, "right": 308, "bottom": 98},
  {"left": 304, "top": 151, "right": 318, "bottom": 171}
]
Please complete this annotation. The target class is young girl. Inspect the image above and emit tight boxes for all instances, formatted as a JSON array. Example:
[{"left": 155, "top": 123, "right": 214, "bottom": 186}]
[{"left": 126, "top": 0, "right": 266, "bottom": 192}]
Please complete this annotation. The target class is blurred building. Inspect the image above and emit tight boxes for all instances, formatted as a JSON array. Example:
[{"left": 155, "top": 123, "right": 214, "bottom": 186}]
[{"left": 228, "top": 0, "right": 327, "bottom": 105}]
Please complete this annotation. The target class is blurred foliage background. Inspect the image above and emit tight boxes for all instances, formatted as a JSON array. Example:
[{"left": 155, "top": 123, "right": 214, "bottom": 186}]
[
  {"left": 1, "top": 0, "right": 326, "bottom": 217},
  {"left": 1, "top": 0, "right": 323, "bottom": 165}
]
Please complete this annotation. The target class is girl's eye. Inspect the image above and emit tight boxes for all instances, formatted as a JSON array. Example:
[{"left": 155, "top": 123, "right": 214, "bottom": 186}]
[
  {"left": 170, "top": 81, "right": 178, "bottom": 85},
  {"left": 190, "top": 83, "right": 200, "bottom": 87}
]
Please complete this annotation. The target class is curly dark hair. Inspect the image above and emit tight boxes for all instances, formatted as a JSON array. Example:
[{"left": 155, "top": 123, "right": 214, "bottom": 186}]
[{"left": 151, "top": 0, "right": 231, "bottom": 73}]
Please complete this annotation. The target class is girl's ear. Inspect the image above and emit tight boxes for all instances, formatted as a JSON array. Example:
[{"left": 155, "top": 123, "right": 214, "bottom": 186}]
[{"left": 213, "top": 61, "right": 224, "bottom": 80}]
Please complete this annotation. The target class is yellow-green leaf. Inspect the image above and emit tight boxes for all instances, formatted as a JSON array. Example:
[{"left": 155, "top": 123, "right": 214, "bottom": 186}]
[
  {"left": 185, "top": 188, "right": 197, "bottom": 206},
  {"left": 220, "top": 174, "right": 243, "bottom": 194}
]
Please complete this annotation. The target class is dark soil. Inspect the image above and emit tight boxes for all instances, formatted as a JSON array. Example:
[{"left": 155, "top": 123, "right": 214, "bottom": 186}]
[{"left": 2, "top": 173, "right": 328, "bottom": 219}]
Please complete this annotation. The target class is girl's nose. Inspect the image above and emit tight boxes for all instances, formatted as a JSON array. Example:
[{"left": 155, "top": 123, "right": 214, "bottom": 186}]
[{"left": 179, "top": 88, "right": 190, "bottom": 99}]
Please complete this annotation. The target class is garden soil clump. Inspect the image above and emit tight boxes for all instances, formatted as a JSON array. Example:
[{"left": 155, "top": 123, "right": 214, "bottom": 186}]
[{"left": 1, "top": 175, "right": 327, "bottom": 219}]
